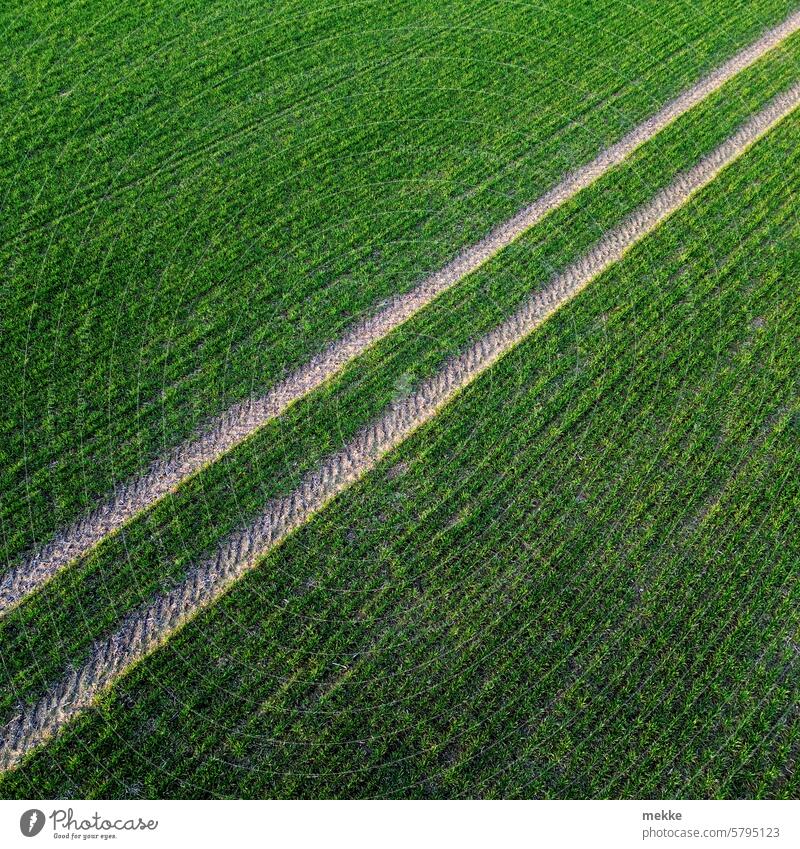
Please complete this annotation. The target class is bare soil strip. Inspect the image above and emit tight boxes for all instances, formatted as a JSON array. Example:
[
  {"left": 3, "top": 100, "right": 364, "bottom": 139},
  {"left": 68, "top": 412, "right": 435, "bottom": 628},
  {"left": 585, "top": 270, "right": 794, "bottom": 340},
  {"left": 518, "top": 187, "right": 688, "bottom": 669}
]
[
  {"left": 5, "top": 10, "right": 800, "bottom": 617},
  {"left": 3, "top": 83, "right": 798, "bottom": 772}
]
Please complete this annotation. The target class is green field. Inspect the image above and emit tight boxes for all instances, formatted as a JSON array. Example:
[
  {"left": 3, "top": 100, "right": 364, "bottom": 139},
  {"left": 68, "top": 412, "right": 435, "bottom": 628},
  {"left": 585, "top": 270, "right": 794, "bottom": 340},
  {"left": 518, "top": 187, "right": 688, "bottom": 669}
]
[
  {"left": 2, "top": 0, "right": 799, "bottom": 799},
  {"left": 2, "top": 0, "right": 795, "bottom": 564}
]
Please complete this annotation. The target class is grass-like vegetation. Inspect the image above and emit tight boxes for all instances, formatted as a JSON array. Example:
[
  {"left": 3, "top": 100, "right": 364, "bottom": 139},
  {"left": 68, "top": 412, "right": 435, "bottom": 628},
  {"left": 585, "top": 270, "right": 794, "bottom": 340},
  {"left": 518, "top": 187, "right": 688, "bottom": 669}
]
[
  {"left": 1, "top": 22, "right": 797, "bottom": 719},
  {"left": 1, "top": 0, "right": 795, "bottom": 569},
  {"left": 1, "top": 46, "right": 798, "bottom": 796}
]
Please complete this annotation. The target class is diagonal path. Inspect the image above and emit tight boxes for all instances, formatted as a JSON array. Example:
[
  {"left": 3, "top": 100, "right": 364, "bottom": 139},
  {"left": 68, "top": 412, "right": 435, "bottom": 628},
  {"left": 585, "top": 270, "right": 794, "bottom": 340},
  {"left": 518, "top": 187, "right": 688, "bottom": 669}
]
[
  {"left": 2, "top": 81, "right": 799, "bottom": 772},
  {"left": 4, "top": 8, "right": 800, "bottom": 617}
]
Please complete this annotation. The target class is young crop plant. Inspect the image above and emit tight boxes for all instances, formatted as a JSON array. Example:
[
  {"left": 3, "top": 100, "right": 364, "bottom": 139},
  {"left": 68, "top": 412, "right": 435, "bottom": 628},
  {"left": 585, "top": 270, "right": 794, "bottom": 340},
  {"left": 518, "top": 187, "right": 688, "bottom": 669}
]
[{"left": 1, "top": 0, "right": 798, "bottom": 810}]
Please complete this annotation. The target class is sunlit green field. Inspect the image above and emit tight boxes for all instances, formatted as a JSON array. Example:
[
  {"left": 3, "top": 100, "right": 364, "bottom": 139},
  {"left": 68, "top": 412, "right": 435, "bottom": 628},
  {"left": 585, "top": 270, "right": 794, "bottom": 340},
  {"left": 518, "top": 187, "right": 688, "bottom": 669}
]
[
  {"left": 2, "top": 0, "right": 793, "bottom": 565},
  {"left": 1, "top": 0, "right": 799, "bottom": 798}
]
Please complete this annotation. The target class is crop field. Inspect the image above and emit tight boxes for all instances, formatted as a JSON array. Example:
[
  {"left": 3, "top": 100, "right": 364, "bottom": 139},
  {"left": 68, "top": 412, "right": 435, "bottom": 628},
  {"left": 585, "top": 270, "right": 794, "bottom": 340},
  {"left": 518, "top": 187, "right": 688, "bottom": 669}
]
[{"left": 1, "top": 0, "right": 799, "bottom": 800}]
